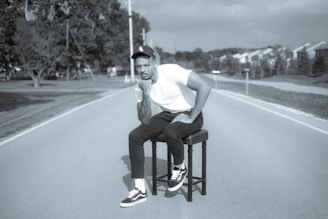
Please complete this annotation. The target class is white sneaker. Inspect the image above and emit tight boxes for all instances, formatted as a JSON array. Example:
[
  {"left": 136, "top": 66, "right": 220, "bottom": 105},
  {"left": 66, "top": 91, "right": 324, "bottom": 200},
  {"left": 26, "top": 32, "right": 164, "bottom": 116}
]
[
  {"left": 120, "top": 188, "right": 147, "bottom": 208},
  {"left": 168, "top": 166, "right": 187, "bottom": 192}
]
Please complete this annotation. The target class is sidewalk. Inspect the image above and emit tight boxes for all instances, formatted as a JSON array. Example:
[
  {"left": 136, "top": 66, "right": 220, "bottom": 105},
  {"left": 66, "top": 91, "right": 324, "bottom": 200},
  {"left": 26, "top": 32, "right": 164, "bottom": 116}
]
[{"left": 212, "top": 75, "right": 328, "bottom": 96}]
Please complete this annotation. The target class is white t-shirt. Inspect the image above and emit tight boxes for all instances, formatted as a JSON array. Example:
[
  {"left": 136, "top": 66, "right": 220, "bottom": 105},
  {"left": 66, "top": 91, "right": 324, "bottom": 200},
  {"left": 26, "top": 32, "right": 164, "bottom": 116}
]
[{"left": 149, "top": 64, "right": 195, "bottom": 113}]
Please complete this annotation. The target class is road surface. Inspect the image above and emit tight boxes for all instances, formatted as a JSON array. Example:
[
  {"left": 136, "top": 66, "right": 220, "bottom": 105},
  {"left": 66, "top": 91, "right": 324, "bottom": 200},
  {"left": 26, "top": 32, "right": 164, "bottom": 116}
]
[{"left": 1, "top": 87, "right": 328, "bottom": 219}]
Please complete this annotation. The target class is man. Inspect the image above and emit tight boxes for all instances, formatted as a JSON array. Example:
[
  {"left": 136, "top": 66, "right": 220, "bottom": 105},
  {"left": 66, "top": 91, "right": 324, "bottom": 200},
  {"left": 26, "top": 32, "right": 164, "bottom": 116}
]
[{"left": 120, "top": 45, "right": 211, "bottom": 208}]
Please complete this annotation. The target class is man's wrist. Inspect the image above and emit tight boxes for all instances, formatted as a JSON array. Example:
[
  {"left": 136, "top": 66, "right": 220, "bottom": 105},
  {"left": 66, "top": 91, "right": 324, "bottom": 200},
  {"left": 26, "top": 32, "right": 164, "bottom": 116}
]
[
  {"left": 142, "top": 92, "right": 150, "bottom": 99},
  {"left": 189, "top": 109, "right": 201, "bottom": 121}
]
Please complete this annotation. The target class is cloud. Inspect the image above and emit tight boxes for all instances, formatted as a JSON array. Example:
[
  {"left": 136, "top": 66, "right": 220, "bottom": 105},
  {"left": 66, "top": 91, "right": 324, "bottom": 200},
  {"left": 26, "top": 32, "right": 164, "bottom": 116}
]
[{"left": 121, "top": 0, "right": 328, "bottom": 52}]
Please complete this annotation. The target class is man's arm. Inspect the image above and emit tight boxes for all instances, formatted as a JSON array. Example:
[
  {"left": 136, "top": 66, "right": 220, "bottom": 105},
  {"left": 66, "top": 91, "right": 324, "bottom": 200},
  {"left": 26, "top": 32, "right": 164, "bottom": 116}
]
[
  {"left": 137, "top": 79, "right": 152, "bottom": 124},
  {"left": 172, "top": 71, "right": 211, "bottom": 124},
  {"left": 188, "top": 71, "right": 211, "bottom": 121}
]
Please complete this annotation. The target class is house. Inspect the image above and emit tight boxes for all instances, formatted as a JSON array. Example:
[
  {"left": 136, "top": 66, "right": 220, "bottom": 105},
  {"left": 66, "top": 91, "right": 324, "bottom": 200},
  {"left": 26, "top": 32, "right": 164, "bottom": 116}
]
[
  {"left": 315, "top": 44, "right": 328, "bottom": 67},
  {"left": 292, "top": 41, "right": 327, "bottom": 59},
  {"left": 292, "top": 42, "right": 311, "bottom": 59},
  {"left": 233, "top": 53, "right": 249, "bottom": 64},
  {"left": 219, "top": 54, "right": 227, "bottom": 62},
  {"left": 306, "top": 41, "right": 327, "bottom": 59},
  {"left": 259, "top": 48, "right": 274, "bottom": 58},
  {"left": 248, "top": 50, "right": 261, "bottom": 63},
  {"left": 219, "top": 48, "right": 275, "bottom": 65}
]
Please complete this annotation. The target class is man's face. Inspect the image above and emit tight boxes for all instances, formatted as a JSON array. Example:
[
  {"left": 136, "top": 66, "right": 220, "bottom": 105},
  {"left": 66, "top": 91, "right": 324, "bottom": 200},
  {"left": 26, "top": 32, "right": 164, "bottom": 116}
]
[{"left": 135, "top": 56, "right": 154, "bottom": 80}]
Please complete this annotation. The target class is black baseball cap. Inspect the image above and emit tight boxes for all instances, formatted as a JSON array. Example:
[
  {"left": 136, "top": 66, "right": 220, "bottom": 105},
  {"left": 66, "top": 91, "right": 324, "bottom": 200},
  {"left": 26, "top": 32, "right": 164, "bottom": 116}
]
[{"left": 132, "top": 45, "right": 156, "bottom": 59}]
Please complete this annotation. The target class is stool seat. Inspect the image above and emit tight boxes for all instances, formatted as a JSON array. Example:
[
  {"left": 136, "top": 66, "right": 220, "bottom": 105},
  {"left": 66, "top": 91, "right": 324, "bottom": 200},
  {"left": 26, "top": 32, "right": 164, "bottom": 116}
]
[
  {"left": 151, "top": 129, "right": 208, "bottom": 202},
  {"left": 152, "top": 129, "right": 208, "bottom": 145}
]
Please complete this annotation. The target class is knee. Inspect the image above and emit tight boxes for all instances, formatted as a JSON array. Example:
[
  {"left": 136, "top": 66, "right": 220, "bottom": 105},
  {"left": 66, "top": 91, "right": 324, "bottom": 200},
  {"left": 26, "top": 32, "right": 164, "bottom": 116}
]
[
  {"left": 129, "top": 129, "right": 138, "bottom": 142},
  {"left": 129, "top": 129, "right": 144, "bottom": 145},
  {"left": 163, "top": 127, "right": 177, "bottom": 140}
]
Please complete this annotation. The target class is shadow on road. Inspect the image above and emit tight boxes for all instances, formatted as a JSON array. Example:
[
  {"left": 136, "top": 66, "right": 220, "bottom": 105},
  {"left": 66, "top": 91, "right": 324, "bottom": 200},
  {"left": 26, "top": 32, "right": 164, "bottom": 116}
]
[{"left": 120, "top": 155, "right": 203, "bottom": 201}]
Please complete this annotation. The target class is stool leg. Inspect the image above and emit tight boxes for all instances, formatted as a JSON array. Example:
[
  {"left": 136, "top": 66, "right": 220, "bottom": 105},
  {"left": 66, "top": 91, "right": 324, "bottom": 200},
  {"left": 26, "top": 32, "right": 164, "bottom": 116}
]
[
  {"left": 202, "top": 141, "right": 207, "bottom": 195},
  {"left": 187, "top": 144, "right": 193, "bottom": 202},
  {"left": 152, "top": 141, "right": 157, "bottom": 195},
  {"left": 167, "top": 146, "right": 172, "bottom": 181}
]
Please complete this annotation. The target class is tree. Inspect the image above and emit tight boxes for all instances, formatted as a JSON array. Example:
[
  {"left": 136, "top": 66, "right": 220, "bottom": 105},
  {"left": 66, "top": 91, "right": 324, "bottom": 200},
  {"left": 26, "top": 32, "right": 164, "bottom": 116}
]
[
  {"left": 209, "top": 57, "right": 221, "bottom": 72},
  {"left": 192, "top": 48, "right": 211, "bottom": 72},
  {"left": 221, "top": 53, "right": 237, "bottom": 75},
  {"left": 0, "top": 0, "right": 20, "bottom": 80},
  {"left": 174, "top": 51, "right": 194, "bottom": 68},
  {"left": 312, "top": 54, "right": 326, "bottom": 76},
  {"left": 13, "top": 18, "right": 49, "bottom": 87},
  {"left": 298, "top": 47, "right": 312, "bottom": 76},
  {"left": 273, "top": 53, "right": 286, "bottom": 76},
  {"left": 8, "top": 0, "right": 150, "bottom": 85},
  {"left": 260, "top": 58, "right": 271, "bottom": 78}
]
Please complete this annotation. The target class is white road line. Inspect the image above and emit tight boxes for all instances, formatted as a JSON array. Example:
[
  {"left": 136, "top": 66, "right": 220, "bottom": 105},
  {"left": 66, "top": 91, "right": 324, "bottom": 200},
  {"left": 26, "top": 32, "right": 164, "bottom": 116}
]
[
  {"left": 0, "top": 89, "right": 128, "bottom": 147},
  {"left": 214, "top": 89, "right": 328, "bottom": 136}
]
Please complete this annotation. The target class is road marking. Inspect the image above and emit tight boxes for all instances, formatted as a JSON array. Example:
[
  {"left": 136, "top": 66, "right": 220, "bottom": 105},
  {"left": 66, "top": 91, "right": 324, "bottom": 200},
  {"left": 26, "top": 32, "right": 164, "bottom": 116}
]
[
  {"left": 215, "top": 90, "right": 328, "bottom": 136},
  {"left": 0, "top": 88, "right": 128, "bottom": 147}
]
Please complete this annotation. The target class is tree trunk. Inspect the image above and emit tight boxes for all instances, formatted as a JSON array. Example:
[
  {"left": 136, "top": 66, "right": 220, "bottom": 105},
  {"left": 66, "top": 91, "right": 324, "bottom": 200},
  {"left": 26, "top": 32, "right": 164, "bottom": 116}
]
[
  {"left": 33, "top": 76, "right": 40, "bottom": 88},
  {"left": 28, "top": 70, "right": 40, "bottom": 88}
]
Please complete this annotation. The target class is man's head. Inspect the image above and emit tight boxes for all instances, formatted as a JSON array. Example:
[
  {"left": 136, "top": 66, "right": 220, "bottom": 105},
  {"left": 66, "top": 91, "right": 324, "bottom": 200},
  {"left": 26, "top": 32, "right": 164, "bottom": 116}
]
[{"left": 132, "top": 46, "right": 158, "bottom": 81}]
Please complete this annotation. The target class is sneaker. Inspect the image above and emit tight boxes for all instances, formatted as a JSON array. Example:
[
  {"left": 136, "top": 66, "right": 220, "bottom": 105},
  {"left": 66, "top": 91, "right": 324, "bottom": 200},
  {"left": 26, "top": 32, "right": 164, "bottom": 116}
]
[
  {"left": 168, "top": 166, "right": 187, "bottom": 192},
  {"left": 120, "top": 188, "right": 147, "bottom": 208}
]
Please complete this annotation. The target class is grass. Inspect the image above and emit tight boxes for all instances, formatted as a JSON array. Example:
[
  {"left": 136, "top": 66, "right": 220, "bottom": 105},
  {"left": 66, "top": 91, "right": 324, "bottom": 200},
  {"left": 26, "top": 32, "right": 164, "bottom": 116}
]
[
  {"left": 0, "top": 91, "right": 101, "bottom": 112},
  {"left": 0, "top": 75, "right": 131, "bottom": 139},
  {"left": 216, "top": 81, "right": 328, "bottom": 120}
]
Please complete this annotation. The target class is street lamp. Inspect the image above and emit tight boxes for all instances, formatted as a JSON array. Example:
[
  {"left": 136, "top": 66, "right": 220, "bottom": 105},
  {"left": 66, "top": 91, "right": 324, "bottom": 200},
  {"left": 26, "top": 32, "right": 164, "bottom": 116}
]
[
  {"left": 126, "top": 0, "right": 135, "bottom": 83},
  {"left": 59, "top": 0, "right": 71, "bottom": 81}
]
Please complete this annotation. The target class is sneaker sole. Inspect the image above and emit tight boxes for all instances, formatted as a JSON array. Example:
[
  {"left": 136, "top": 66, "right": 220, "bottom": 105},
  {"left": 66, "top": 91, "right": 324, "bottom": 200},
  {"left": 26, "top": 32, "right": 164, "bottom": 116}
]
[{"left": 120, "top": 197, "right": 147, "bottom": 208}]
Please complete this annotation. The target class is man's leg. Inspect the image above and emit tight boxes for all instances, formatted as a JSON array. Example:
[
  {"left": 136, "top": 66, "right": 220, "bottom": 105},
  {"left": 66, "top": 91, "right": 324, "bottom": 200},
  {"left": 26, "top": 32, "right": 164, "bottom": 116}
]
[
  {"left": 164, "top": 112, "right": 203, "bottom": 165},
  {"left": 129, "top": 111, "right": 176, "bottom": 179},
  {"left": 164, "top": 112, "right": 203, "bottom": 192},
  {"left": 121, "top": 112, "right": 177, "bottom": 207}
]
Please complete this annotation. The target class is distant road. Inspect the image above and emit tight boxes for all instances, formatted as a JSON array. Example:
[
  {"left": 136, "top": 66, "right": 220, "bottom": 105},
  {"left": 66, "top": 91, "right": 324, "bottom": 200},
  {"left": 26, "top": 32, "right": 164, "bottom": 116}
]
[
  {"left": 1, "top": 87, "right": 328, "bottom": 219},
  {"left": 209, "top": 74, "right": 328, "bottom": 96}
]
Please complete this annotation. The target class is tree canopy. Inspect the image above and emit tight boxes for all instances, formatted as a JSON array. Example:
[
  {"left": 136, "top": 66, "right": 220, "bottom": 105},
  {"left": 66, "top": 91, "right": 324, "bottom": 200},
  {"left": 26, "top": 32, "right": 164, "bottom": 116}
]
[{"left": 0, "top": 0, "right": 149, "bottom": 79}]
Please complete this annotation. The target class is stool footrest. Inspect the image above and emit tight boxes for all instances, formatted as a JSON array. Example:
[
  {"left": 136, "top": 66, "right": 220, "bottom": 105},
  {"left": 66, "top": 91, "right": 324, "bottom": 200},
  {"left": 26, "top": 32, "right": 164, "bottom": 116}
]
[
  {"left": 154, "top": 176, "right": 204, "bottom": 185},
  {"left": 155, "top": 174, "right": 170, "bottom": 183}
]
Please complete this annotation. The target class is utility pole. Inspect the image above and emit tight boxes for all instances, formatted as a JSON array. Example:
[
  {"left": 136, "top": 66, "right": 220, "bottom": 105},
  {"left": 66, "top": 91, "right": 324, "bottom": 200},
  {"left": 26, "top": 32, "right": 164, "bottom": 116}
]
[
  {"left": 66, "top": 19, "right": 69, "bottom": 81},
  {"left": 245, "top": 68, "right": 250, "bottom": 95},
  {"left": 141, "top": 28, "right": 146, "bottom": 45},
  {"left": 127, "top": 0, "right": 135, "bottom": 83},
  {"left": 60, "top": 0, "right": 71, "bottom": 81}
]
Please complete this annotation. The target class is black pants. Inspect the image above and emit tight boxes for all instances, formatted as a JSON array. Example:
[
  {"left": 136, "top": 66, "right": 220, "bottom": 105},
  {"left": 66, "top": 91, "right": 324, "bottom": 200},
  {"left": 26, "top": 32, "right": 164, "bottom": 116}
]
[{"left": 129, "top": 111, "right": 203, "bottom": 178}]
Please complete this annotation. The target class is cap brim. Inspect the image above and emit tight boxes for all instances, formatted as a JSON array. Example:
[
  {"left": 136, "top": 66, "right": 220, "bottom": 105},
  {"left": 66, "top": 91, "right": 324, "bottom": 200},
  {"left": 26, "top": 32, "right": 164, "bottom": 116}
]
[{"left": 132, "top": 52, "right": 150, "bottom": 59}]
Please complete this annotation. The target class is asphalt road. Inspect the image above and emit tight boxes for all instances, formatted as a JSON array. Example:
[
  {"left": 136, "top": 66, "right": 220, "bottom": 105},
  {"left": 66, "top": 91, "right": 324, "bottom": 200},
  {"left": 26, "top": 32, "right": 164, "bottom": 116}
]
[{"left": 0, "top": 87, "right": 328, "bottom": 219}]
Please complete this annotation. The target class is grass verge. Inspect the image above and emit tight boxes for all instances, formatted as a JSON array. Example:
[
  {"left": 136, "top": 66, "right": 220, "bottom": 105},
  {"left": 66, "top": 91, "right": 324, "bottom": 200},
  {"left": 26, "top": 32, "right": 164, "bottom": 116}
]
[{"left": 215, "top": 81, "right": 328, "bottom": 120}]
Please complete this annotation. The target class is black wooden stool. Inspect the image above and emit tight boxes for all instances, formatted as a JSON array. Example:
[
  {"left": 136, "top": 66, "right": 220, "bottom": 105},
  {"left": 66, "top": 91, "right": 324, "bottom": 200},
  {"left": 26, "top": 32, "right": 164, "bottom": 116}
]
[{"left": 151, "top": 129, "right": 208, "bottom": 202}]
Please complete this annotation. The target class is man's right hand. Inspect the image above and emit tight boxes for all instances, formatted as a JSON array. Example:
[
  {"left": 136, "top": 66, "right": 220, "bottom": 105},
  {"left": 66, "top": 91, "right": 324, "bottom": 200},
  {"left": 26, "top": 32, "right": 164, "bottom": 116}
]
[
  {"left": 136, "top": 79, "right": 152, "bottom": 124},
  {"left": 138, "top": 79, "right": 152, "bottom": 95}
]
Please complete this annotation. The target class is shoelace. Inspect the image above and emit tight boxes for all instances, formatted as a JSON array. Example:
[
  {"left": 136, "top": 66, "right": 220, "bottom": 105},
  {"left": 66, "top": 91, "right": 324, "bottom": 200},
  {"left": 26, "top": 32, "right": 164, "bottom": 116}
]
[
  {"left": 128, "top": 188, "right": 140, "bottom": 198},
  {"left": 171, "top": 168, "right": 181, "bottom": 180}
]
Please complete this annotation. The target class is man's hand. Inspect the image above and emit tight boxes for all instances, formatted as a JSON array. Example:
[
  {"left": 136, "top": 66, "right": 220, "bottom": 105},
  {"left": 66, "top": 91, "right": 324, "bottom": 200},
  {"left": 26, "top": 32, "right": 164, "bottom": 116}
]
[
  {"left": 136, "top": 79, "right": 152, "bottom": 124},
  {"left": 171, "top": 114, "right": 193, "bottom": 124},
  {"left": 138, "top": 79, "right": 152, "bottom": 95}
]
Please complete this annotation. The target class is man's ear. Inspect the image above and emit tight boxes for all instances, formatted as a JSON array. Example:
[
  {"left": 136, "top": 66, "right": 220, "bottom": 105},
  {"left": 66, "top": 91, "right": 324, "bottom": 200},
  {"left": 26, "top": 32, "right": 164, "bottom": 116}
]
[
  {"left": 150, "top": 57, "right": 157, "bottom": 65},
  {"left": 149, "top": 57, "right": 158, "bottom": 69}
]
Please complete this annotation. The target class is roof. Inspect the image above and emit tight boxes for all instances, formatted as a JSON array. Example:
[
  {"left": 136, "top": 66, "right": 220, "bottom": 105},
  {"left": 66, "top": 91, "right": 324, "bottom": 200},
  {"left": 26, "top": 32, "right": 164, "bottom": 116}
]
[
  {"left": 293, "top": 41, "right": 326, "bottom": 52},
  {"left": 315, "top": 43, "right": 328, "bottom": 50},
  {"left": 307, "top": 41, "right": 326, "bottom": 51}
]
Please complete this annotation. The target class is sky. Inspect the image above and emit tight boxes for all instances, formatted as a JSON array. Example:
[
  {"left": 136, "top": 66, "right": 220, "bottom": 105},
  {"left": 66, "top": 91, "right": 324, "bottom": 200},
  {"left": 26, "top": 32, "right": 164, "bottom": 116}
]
[{"left": 119, "top": 0, "right": 328, "bottom": 53}]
